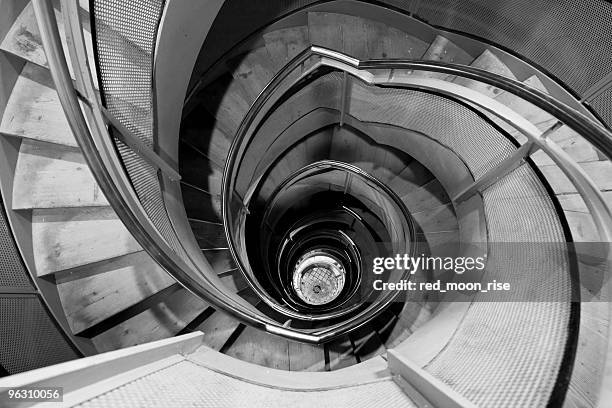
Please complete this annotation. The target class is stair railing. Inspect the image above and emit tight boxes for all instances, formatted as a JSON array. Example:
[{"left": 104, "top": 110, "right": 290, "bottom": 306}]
[{"left": 34, "top": 0, "right": 612, "bottom": 344}]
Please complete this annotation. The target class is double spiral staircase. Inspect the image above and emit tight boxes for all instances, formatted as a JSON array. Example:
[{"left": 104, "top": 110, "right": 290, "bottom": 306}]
[{"left": 0, "top": 0, "right": 611, "bottom": 407}]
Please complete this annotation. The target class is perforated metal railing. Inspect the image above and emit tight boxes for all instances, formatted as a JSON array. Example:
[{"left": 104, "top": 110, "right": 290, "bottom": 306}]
[{"left": 91, "top": 0, "right": 185, "bottom": 253}]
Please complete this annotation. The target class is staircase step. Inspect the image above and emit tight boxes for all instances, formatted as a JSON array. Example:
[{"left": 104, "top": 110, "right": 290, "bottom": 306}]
[
  {"left": 411, "top": 203, "right": 459, "bottom": 233},
  {"left": 308, "top": 12, "right": 428, "bottom": 61},
  {"left": 0, "top": 62, "right": 76, "bottom": 146},
  {"left": 263, "top": 26, "right": 310, "bottom": 67},
  {"left": 287, "top": 341, "right": 325, "bottom": 372},
  {"left": 372, "top": 25, "right": 429, "bottom": 60},
  {"left": 537, "top": 160, "right": 612, "bottom": 194},
  {"left": 200, "top": 73, "right": 252, "bottom": 136},
  {"left": 1, "top": 2, "right": 48, "bottom": 68},
  {"left": 32, "top": 206, "right": 141, "bottom": 276},
  {"left": 387, "top": 160, "right": 435, "bottom": 197},
  {"left": 180, "top": 111, "right": 231, "bottom": 168},
  {"left": 351, "top": 325, "right": 386, "bottom": 363},
  {"left": 415, "top": 230, "right": 460, "bottom": 258},
  {"left": 1, "top": 1, "right": 97, "bottom": 85},
  {"left": 224, "top": 325, "right": 290, "bottom": 370},
  {"left": 189, "top": 219, "right": 227, "bottom": 249},
  {"left": 195, "top": 310, "right": 242, "bottom": 351},
  {"left": 56, "top": 251, "right": 175, "bottom": 334},
  {"left": 13, "top": 139, "right": 108, "bottom": 209},
  {"left": 201, "top": 248, "right": 237, "bottom": 274},
  {"left": 453, "top": 49, "right": 516, "bottom": 98},
  {"left": 563, "top": 211, "right": 600, "bottom": 242},
  {"left": 227, "top": 47, "right": 277, "bottom": 101},
  {"left": 180, "top": 142, "right": 223, "bottom": 195},
  {"left": 494, "top": 75, "right": 555, "bottom": 130},
  {"left": 181, "top": 182, "right": 222, "bottom": 223},
  {"left": 414, "top": 35, "right": 473, "bottom": 79},
  {"left": 91, "top": 288, "right": 209, "bottom": 352},
  {"left": 327, "top": 336, "right": 358, "bottom": 370},
  {"left": 556, "top": 191, "right": 612, "bottom": 213},
  {"left": 531, "top": 125, "right": 600, "bottom": 166},
  {"left": 217, "top": 270, "right": 249, "bottom": 295},
  {"left": 402, "top": 179, "right": 450, "bottom": 213},
  {"left": 329, "top": 127, "right": 376, "bottom": 165},
  {"left": 308, "top": 12, "right": 355, "bottom": 57}
]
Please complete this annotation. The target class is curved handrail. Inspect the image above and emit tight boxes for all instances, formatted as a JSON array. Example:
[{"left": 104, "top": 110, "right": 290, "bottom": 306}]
[
  {"left": 224, "top": 45, "right": 612, "bottom": 339},
  {"left": 232, "top": 159, "right": 415, "bottom": 321},
  {"left": 38, "top": 0, "right": 612, "bottom": 345}
]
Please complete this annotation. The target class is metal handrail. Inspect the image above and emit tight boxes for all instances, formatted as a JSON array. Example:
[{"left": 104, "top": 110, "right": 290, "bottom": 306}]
[
  {"left": 32, "top": 0, "right": 294, "bottom": 337},
  {"left": 223, "top": 45, "right": 612, "bottom": 339},
  {"left": 37, "top": 0, "right": 612, "bottom": 344},
  {"left": 233, "top": 159, "right": 415, "bottom": 321},
  {"left": 225, "top": 46, "right": 612, "bottom": 247}
]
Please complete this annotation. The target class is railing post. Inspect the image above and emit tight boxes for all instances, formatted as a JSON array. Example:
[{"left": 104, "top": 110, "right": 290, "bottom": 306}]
[{"left": 453, "top": 141, "right": 538, "bottom": 203}]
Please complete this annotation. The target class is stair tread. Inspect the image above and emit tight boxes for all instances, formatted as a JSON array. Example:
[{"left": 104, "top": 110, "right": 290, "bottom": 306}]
[
  {"left": 180, "top": 142, "right": 223, "bottom": 195},
  {"left": 563, "top": 211, "right": 600, "bottom": 242},
  {"left": 1, "top": 2, "right": 98, "bottom": 86},
  {"left": 263, "top": 26, "right": 310, "bottom": 67},
  {"left": 531, "top": 124, "right": 600, "bottom": 165},
  {"left": 13, "top": 139, "right": 108, "bottom": 209},
  {"left": 287, "top": 341, "right": 325, "bottom": 372},
  {"left": 414, "top": 35, "right": 473, "bottom": 79},
  {"left": 224, "top": 325, "right": 290, "bottom": 370},
  {"left": 201, "top": 248, "right": 237, "bottom": 274},
  {"left": 537, "top": 160, "right": 612, "bottom": 194},
  {"left": 91, "top": 288, "right": 208, "bottom": 352},
  {"left": 32, "top": 207, "right": 141, "bottom": 276},
  {"left": 56, "top": 251, "right": 174, "bottom": 334},
  {"left": 200, "top": 73, "right": 252, "bottom": 136},
  {"left": 219, "top": 270, "right": 249, "bottom": 294},
  {"left": 181, "top": 182, "right": 222, "bottom": 224},
  {"left": 195, "top": 310, "right": 242, "bottom": 351},
  {"left": 327, "top": 336, "right": 358, "bottom": 370},
  {"left": 329, "top": 127, "right": 376, "bottom": 164},
  {"left": 351, "top": 325, "right": 386, "bottom": 363},
  {"left": 402, "top": 179, "right": 450, "bottom": 213},
  {"left": 180, "top": 112, "right": 231, "bottom": 168},
  {"left": 494, "top": 75, "right": 555, "bottom": 128},
  {"left": 0, "top": 62, "right": 76, "bottom": 146},
  {"left": 453, "top": 49, "right": 516, "bottom": 98},
  {"left": 308, "top": 12, "right": 428, "bottom": 61},
  {"left": 387, "top": 161, "right": 435, "bottom": 197},
  {"left": 189, "top": 219, "right": 227, "bottom": 249},
  {"left": 411, "top": 203, "right": 459, "bottom": 233},
  {"left": 227, "top": 47, "right": 277, "bottom": 101}
]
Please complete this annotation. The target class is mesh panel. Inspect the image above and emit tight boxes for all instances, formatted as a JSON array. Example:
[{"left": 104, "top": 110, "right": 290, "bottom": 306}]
[
  {"left": 0, "top": 296, "right": 78, "bottom": 374},
  {"left": 425, "top": 164, "right": 571, "bottom": 407},
  {"left": 591, "top": 87, "right": 612, "bottom": 129},
  {"left": 414, "top": 0, "right": 612, "bottom": 97},
  {"left": 92, "top": 0, "right": 183, "bottom": 251},
  {"left": 0, "top": 200, "right": 32, "bottom": 289},
  {"left": 348, "top": 83, "right": 516, "bottom": 177}
]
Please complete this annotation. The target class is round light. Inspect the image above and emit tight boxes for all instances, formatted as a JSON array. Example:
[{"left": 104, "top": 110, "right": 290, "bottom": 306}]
[{"left": 292, "top": 251, "right": 346, "bottom": 305}]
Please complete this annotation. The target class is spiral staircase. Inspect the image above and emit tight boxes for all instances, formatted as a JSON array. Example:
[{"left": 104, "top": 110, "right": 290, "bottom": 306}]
[{"left": 0, "top": 0, "right": 611, "bottom": 407}]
